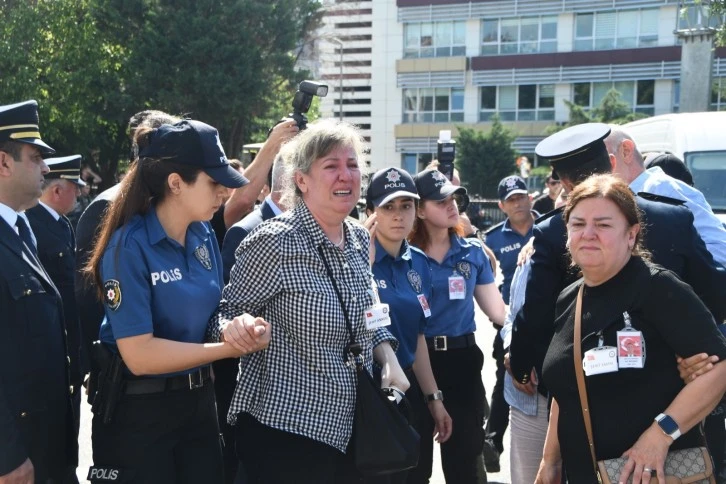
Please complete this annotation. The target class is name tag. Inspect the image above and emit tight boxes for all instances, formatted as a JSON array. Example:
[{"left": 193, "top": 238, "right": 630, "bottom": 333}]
[
  {"left": 583, "top": 346, "right": 618, "bottom": 376},
  {"left": 365, "top": 303, "right": 391, "bottom": 329},
  {"left": 448, "top": 275, "right": 466, "bottom": 300},
  {"left": 417, "top": 294, "right": 432, "bottom": 317},
  {"left": 617, "top": 330, "right": 646, "bottom": 369}
]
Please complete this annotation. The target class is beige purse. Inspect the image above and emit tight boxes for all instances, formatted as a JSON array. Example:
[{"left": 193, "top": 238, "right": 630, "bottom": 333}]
[{"left": 573, "top": 285, "right": 716, "bottom": 484}]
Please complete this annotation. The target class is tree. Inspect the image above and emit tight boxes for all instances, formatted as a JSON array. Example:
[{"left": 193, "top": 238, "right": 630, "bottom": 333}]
[
  {"left": 456, "top": 115, "right": 518, "bottom": 198},
  {"left": 548, "top": 88, "right": 648, "bottom": 134},
  {"left": 0, "top": 0, "right": 323, "bottom": 188}
]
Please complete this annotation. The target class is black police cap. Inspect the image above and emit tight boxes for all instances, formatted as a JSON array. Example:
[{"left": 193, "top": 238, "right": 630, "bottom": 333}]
[
  {"left": 366, "top": 167, "right": 419, "bottom": 207},
  {"left": 414, "top": 168, "right": 466, "bottom": 201},
  {"left": 0, "top": 100, "right": 55, "bottom": 155},
  {"left": 45, "top": 155, "right": 86, "bottom": 186},
  {"left": 535, "top": 123, "right": 611, "bottom": 179}
]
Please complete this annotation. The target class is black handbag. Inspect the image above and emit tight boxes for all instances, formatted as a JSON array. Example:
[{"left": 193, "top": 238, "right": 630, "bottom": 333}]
[{"left": 318, "top": 246, "right": 420, "bottom": 476}]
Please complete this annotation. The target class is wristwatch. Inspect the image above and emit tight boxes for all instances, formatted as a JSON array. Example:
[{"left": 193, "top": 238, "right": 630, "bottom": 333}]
[
  {"left": 426, "top": 390, "right": 444, "bottom": 403},
  {"left": 655, "top": 413, "right": 681, "bottom": 440}
]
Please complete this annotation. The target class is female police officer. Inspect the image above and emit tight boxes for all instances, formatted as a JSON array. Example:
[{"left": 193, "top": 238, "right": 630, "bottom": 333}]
[
  {"left": 85, "top": 120, "right": 270, "bottom": 483},
  {"left": 364, "top": 167, "right": 453, "bottom": 483},
  {"left": 408, "top": 169, "right": 506, "bottom": 484}
]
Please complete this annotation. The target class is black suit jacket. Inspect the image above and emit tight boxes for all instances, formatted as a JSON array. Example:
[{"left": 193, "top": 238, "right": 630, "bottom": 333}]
[
  {"left": 0, "top": 218, "right": 74, "bottom": 479},
  {"left": 221, "top": 200, "right": 277, "bottom": 284},
  {"left": 510, "top": 194, "right": 726, "bottom": 385},
  {"left": 26, "top": 204, "right": 85, "bottom": 385},
  {"left": 74, "top": 185, "right": 119, "bottom": 358}
]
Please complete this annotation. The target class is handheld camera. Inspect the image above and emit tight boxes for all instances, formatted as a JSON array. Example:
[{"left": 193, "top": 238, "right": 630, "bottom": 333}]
[
  {"left": 437, "top": 130, "right": 455, "bottom": 181},
  {"left": 289, "top": 80, "right": 329, "bottom": 130}
]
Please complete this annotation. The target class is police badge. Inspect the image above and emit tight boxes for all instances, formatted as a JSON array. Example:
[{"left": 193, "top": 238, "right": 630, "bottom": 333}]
[
  {"left": 194, "top": 244, "right": 212, "bottom": 270},
  {"left": 456, "top": 261, "right": 471, "bottom": 279},
  {"left": 407, "top": 270, "right": 422, "bottom": 293}
]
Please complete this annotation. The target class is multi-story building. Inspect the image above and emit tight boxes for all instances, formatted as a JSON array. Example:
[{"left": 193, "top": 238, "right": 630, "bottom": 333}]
[{"left": 366, "top": 0, "right": 726, "bottom": 173}]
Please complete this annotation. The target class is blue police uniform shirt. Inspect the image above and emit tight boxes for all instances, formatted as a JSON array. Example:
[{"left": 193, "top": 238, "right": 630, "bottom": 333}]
[
  {"left": 372, "top": 239, "right": 431, "bottom": 369},
  {"left": 420, "top": 234, "right": 494, "bottom": 337},
  {"left": 485, "top": 216, "right": 534, "bottom": 304},
  {"left": 99, "top": 207, "right": 224, "bottom": 374}
]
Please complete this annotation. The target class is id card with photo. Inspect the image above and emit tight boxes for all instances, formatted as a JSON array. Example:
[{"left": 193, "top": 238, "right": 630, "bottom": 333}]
[
  {"left": 617, "top": 330, "right": 645, "bottom": 369},
  {"left": 448, "top": 275, "right": 466, "bottom": 300}
]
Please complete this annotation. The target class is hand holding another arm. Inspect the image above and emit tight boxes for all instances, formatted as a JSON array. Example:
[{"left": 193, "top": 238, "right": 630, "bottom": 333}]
[{"left": 222, "top": 313, "right": 271, "bottom": 356}]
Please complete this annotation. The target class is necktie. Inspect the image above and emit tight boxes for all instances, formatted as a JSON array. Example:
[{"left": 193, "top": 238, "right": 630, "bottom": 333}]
[
  {"left": 15, "top": 216, "right": 38, "bottom": 256},
  {"left": 59, "top": 216, "right": 73, "bottom": 247}
]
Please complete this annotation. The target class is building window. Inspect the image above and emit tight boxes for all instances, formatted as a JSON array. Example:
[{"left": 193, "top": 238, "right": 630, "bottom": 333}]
[
  {"left": 481, "top": 16, "right": 557, "bottom": 55},
  {"left": 402, "top": 153, "right": 434, "bottom": 173},
  {"left": 404, "top": 21, "right": 466, "bottom": 58},
  {"left": 479, "top": 84, "right": 554, "bottom": 121},
  {"left": 572, "top": 80, "right": 655, "bottom": 115},
  {"left": 403, "top": 88, "right": 465, "bottom": 123},
  {"left": 574, "top": 9, "right": 658, "bottom": 51}
]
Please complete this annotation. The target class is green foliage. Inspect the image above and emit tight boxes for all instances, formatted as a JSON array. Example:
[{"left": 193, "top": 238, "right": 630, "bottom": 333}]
[
  {"left": 0, "top": 0, "right": 322, "bottom": 187},
  {"left": 549, "top": 89, "right": 648, "bottom": 133},
  {"left": 456, "top": 115, "right": 518, "bottom": 198}
]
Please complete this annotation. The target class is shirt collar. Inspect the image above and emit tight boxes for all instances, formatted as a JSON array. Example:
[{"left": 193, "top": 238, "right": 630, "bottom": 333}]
[
  {"left": 629, "top": 168, "right": 659, "bottom": 193},
  {"left": 38, "top": 201, "right": 60, "bottom": 221},
  {"left": 374, "top": 238, "right": 411, "bottom": 264},
  {"left": 144, "top": 206, "right": 211, "bottom": 247},
  {"left": 265, "top": 194, "right": 283, "bottom": 216},
  {"left": 501, "top": 214, "right": 536, "bottom": 235},
  {"left": 295, "top": 201, "right": 364, "bottom": 252},
  {"left": 0, "top": 202, "right": 18, "bottom": 229}
]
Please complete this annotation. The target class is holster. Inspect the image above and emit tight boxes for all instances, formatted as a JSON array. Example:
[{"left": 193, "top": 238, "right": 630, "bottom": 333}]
[{"left": 89, "top": 341, "right": 125, "bottom": 424}]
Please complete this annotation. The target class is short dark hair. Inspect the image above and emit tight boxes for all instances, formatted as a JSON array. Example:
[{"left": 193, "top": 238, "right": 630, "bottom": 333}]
[
  {"left": 0, "top": 140, "right": 23, "bottom": 160},
  {"left": 556, "top": 150, "right": 612, "bottom": 186}
]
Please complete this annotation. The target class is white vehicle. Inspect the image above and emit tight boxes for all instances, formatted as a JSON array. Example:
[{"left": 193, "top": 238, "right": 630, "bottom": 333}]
[{"left": 624, "top": 112, "right": 726, "bottom": 222}]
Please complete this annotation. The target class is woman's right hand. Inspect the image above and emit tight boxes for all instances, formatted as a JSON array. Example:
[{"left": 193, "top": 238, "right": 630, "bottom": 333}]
[
  {"left": 534, "top": 458, "right": 562, "bottom": 484},
  {"left": 222, "top": 313, "right": 271, "bottom": 356}
]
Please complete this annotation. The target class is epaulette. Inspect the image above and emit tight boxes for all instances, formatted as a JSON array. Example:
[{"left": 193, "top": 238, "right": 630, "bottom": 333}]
[
  {"left": 636, "top": 191, "right": 686, "bottom": 206},
  {"left": 483, "top": 220, "right": 505, "bottom": 236},
  {"left": 534, "top": 206, "right": 564, "bottom": 224}
]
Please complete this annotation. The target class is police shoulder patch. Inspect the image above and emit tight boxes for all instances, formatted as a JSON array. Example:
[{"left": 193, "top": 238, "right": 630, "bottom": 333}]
[{"left": 103, "top": 280, "right": 122, "bottom": 311}]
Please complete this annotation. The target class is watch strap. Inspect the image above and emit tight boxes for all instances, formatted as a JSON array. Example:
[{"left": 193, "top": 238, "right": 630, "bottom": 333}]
[{"left": 426, "top": 390, "right": 444, "bottom": 402}]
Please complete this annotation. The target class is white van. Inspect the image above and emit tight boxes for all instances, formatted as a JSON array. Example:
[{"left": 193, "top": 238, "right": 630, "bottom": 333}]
[{"left": 624, "top": 112, "right": 726, "bottom": 221}]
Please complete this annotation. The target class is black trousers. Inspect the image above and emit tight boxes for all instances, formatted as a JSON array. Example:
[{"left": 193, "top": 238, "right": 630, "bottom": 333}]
[
  {"left": 91, "top": 382, "right": 223, "bottom": 484},
  {"left": 236, "top": 413, "right": 361, "bottom": 484},
  {"left": 407, "top": 344, "right": 487, "bottom": 484},
  {"left": 485, "top": 331, "right": 509, "bottom": 453},
  {"left": 213, "top": 358, "right": 246, "bottom": 484}
]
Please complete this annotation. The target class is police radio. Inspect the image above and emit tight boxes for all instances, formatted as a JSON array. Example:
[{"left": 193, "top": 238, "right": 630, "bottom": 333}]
[{"left": 437, "top": 130, "right": 455, "bottom": 181}]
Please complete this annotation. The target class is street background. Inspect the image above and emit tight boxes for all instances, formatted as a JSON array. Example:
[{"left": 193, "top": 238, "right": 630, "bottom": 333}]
[{"left": 76, "top": 306, "right": 513, "bottom": 484}]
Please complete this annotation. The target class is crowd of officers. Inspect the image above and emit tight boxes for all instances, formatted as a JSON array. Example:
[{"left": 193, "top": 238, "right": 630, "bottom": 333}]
[{"left": 1, "top": 98, "right": 725, "bottom": 484}]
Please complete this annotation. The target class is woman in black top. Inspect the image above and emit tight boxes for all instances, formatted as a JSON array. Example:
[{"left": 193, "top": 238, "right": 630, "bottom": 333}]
[{"left": 537, "top": 174, "right": 726, "bottom": 484}]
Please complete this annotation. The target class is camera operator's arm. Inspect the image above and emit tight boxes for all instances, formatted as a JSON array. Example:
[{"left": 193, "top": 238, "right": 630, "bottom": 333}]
[{"left": 223, "top": 119, "right": 299, "bottom": 228}]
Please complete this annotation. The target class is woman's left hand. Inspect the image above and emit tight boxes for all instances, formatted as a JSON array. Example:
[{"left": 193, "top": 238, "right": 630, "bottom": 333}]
[
  {"left": 380, "top": 362, "right": 410, "bottom": 393},
  {"left": 617, "top": 423, "right": 672, "bottom": 484}
]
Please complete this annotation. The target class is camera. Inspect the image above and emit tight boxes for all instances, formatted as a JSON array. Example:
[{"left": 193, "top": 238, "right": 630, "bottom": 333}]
[
  {"left": 437, "top": 130, "right": 455, "bottom": 181},
  {"left": 289, "top": 80, "right": 329, "bottom": 130}
]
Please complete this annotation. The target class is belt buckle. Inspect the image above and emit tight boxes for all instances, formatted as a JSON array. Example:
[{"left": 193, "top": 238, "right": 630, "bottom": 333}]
[
  {"left": 433, "top": 336, "right": 447, "bottom": 351},
  {"left": 188, "top": 370, "right": 204, "bottom": 390}
]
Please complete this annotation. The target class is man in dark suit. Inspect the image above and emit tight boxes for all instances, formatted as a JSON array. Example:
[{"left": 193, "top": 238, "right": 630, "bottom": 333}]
[
  {"left": 0, "top": 100, "right": 74, "bottom": 483},
  {"left": 217, "top": 153, "right": 288, "bottom": 483},
  {"left": 26, "top": 155, "right": 87, "bottom": 484},
  {"left": 510, "top": 123, "right": 726, "bottom": 390}
]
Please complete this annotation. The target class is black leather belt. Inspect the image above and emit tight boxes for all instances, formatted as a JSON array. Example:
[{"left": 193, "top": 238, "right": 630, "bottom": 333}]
[
  {"left": 426, "top": 333, "right": 476, "bottom": 351},
  {"left": 124, "top": 366, "right": 211, "bottom": 395}
]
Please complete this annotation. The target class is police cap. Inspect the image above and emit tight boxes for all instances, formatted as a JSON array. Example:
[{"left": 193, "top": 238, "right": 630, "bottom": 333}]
[
  {"left": 414, "top": 168, "right": 466, "bottom": 201},
  {"left": 366, "top": 167, "right": 419, "bottom": 207},
  {"left": 0, "top": 100, "right": 55, "bottom": 155},
  {"left": 498, "top": 175, "right": 528, "bottom": 201},
  {"left": 138, "top": 120, "right": 248, "bottom": 189},
  {"left": 45, "top": 155, "right": 86, "bottom": 186},
  {"left": 535, "top": 123, "right": 610, "bottom": 180}
]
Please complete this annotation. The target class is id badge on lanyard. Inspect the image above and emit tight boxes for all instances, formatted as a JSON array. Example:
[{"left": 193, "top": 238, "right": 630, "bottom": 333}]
[
  {"left": 583, "top": 332, "right": 618, "bottom": 376},
  {"left": 448, "top": 271, "right": 466, "bottom": 300},
  {"left": 617, "top": 311, "right": 646, "bottom": 369},
  {"left": 365, "top": 278, "right": 391, "bottom": 330}
]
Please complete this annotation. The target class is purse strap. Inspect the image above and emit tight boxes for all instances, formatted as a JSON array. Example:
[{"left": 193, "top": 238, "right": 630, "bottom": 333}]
[
  {"left": 573, "top": 284, "right": 599, "bottom": 474},
  {"left": 317, "top": 246, "right": 363, "bottom": 364}
]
